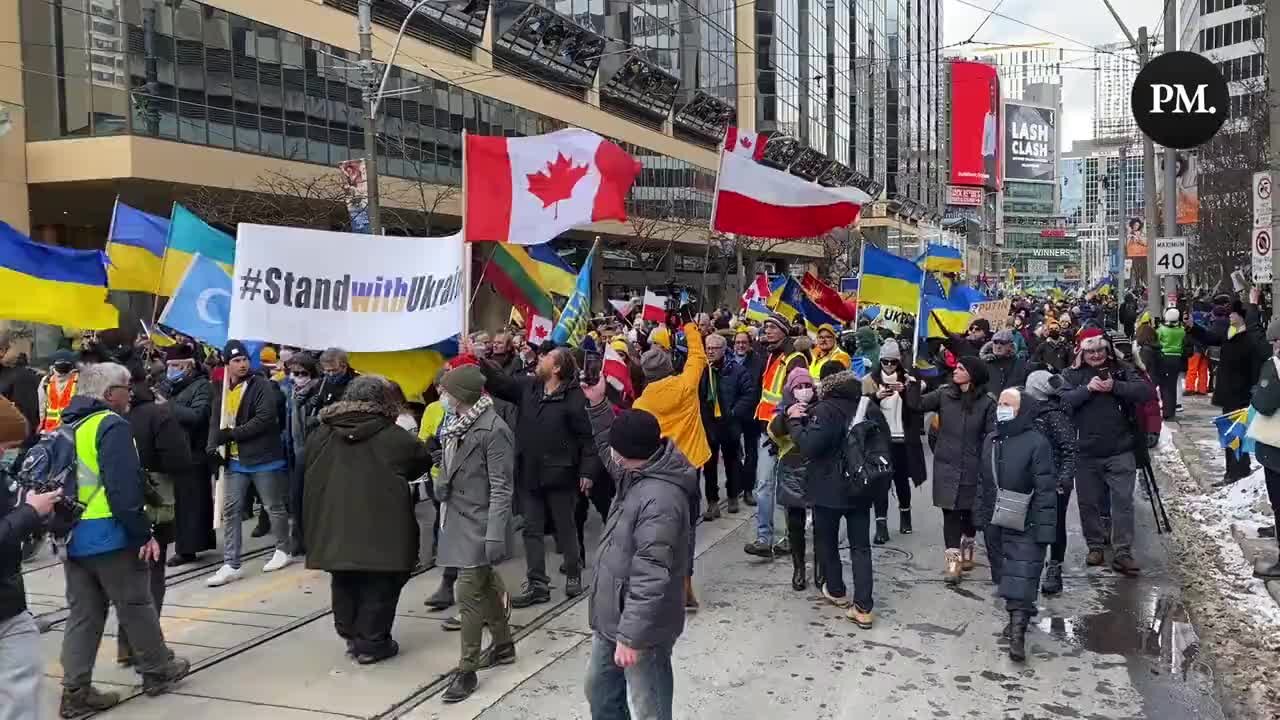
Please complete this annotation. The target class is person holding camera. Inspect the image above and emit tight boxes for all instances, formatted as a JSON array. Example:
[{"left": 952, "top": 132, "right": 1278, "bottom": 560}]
[{"left": 0, "top": 395, "right": 61, "bottom": 720}]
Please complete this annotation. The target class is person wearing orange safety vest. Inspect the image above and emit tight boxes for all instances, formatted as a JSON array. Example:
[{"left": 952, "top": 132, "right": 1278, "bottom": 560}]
[
  {"left": 744, "top": 312, "right": 808, "bottom": 559},
  {"left": 38, "top": 350, "right": 79, "bottom": 434}
]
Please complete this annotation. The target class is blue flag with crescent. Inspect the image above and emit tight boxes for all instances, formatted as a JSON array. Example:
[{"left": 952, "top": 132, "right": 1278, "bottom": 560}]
[{"left": 159, "top": 252, "right": 233, "bottom": 349}]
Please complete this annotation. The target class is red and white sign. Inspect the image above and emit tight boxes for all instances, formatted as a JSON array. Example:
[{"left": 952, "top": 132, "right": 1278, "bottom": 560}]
[
  {"left": 642, "top": 288, "right": 668, "bottom": 323},
  {"left": 945, "top": 185, "right": 984, "bottom": 206},
  {"left": 464, "top": 129, "right": 641, "bottom": 246},
  {"left": 712, "top": 127, "right": 870, "bottom": 239},
  {"left": 740, "top": 272, "right": 770, "bottom": 309},
  {"left": 528, "top": 314, "right": 554, "bottom": 345},
  {"left": 1253, "top": 228, "right": 1272, "bottom": 284}
]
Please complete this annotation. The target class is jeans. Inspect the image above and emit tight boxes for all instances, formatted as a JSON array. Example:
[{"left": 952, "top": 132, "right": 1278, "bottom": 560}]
[
  {"left": 813, "top": 502, "right": 874, "bottom": 612},
  {"left": 456, "top": 566, "right": 513, "bottom": 672},
  {"left": 584, "top": 633, "right": 674, "bottom": 720},
  {"left": 753, "top": 433, "right": 778, "bottom": 544},
  {"left": 62, "top": 548, "right": 173, "bottom": 688},
  {"left": 874, "top": 442, "right": 913, "bottom": 518},
  {"left": 0, "top": 611, "right": 40, "bottom": 720},
  {"left": 330, "top": 570, "right": 409, "bottom": 656},
  {"left": 702, "top": 419, "right": 744, "bottom": 503},
  {"left": 1077, "top": 452, "right": 1137, "bottom": 555},
  {"left": 222, "top": 470, "right": 290, "bottom": 568},
  {"left": 941, "top": 509, "right": 976, "bottom": 549},
  {"left": 520, "top": 485, "right": 580, "bottom": 586}
]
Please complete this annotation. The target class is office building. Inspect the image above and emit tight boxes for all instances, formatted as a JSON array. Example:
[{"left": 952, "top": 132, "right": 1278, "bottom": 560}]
[
  {"left": 961, "top": 43, "right": 1064, "bottom": 101},
  {"left": 1180, "top": 0, "right": 1266, "bottom": 124},
  {"left": 1093, "top": 41, "right": 1143, "bottom": 142},
  {"left": 885, "top": 0, "right": 944, "bottom": 213}
]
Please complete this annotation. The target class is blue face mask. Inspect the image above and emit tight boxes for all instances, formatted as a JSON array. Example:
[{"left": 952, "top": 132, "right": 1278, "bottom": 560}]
[{"left": 166, "top": 367, "right": 187, "bottom": 382}]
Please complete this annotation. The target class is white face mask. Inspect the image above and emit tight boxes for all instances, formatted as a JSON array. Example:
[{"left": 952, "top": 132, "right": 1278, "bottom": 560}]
[
  {"left": 794, "top": 387, "right": 815, "bottom": 403},
  {"left": 996, "top": 406, "right": 1016, "bottom": 423},
  {"left": 440, "top": 392, "right": 457, "bottom": 414}
]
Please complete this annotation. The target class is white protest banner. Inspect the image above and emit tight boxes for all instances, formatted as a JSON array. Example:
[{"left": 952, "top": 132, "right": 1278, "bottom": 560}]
[
  {"left": 970, "top": 298, "right": 1012, "bottom": 330},
  {"left": 867, "top": 305, "right": 916, "bottom": 335},
  {"left": 228, "top": 224, "right": 464, "bottom": 352}
]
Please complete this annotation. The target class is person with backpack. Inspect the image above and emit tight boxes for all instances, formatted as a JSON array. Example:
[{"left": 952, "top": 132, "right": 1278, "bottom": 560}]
[
  {"left": 785, "top": 367, "right": 889, "bottom": 629},
  {"left": 977, "top": 388, "right": 1058, "bottom": 663},
  {"left": 1023, "top": 371, "right": 1078, "bottom": 596},
  {"left": 906, "top": 356, "right": 996, "bottom": 584},
  {"left": 55, "top": 363, "right": 191, "bottom": 717},
  {"left": 0, "top": 395, "right": 62, "bottom": 720},
  {"left": 1061, "top": 328, "right": 1154, "bottom": 576}
]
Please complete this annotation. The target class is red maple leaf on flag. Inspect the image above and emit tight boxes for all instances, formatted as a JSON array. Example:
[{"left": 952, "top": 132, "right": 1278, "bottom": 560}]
[
  {"left": 532, "top": 323, "right": 549, "bottom": 340},
  {"left": 740, "top": 136, "right": 752, "bottom": 149},
  {"left": 526, "top": 153, "right": 589, "bottom": 219}
]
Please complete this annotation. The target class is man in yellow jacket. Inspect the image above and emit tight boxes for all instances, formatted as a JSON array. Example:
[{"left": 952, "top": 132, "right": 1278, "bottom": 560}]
[{"left": 633, "top": 322, "right": 709, "bottom": 609}]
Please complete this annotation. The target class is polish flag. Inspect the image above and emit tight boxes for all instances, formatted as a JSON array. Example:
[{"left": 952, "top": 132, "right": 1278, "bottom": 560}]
[
  {"left": 641, "top": 288, "right": 667, "bottom": 323},
  {"left": 465, "top": 129, "right": 641, "bottom": 246},
  {"left": 740, "top": 272, "right": 771, "bottom": 309},
  {"left": 603, "top": 344, "right": 635, "bottom": 399},
  {"left": 528, "top": 314, "right": 554, "bottom": 346},
  {"left": 712, "top": 127, "right": 871, "bottom": 240}
]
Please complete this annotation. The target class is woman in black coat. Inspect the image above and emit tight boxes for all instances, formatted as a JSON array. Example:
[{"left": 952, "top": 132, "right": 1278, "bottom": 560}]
[
  {"left": 977, "top": 388, "right": 1056, "bottom": 663},
  {"left": 905, "top": 356, "right": 995, "bottom": 584},
  {"left": 768, "top": 367, "right": 824, "bottom": 592},
  {"left": 1188, "top": 295, "right": 1268, "bottom": 482}
]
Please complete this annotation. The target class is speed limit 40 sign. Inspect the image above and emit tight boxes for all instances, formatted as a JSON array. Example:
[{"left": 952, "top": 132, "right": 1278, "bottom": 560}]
[{"left": 1154, "top": 237, "right": 1188, "bottom": 276}]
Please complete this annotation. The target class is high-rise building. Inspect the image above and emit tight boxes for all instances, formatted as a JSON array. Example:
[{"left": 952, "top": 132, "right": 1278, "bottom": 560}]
[
  {"left": 885, "top": 0, "right": 944, "bottom": 212},
  {"left": 960, "top": 43, "right": 1064, "bottom": 101},
  {"left": 1093, "top": 41, "right": 1143, "bottom": 142},
  {"left": 1180, "top": 0, "right": 1266, "bottom": 126},
  {"left": 850, "top": 0, "right": 887, "bottom": 190}
]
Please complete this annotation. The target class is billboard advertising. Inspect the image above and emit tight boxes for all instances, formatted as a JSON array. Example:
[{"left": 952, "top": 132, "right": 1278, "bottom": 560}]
[
  {"left": 1005, "top": 103, "right": 1056, "bottom": 183},
  {"left": 1061, "top": 158, "right": 1085, "bottom": 225},
  {"left": 1156, "top": 151, "right": 1200, "bottom": 226},
  {"left": 949, "top": 61, "right": 1001, "bottom": 190}
]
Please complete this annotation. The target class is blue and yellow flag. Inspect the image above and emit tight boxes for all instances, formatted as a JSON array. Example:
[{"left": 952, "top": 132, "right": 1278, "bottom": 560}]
[
  {"left": 860, "top": 245, "right": 923, "bottom": 311},
  {"left": 769, "top": 276, "right": 803, "bottom": 322},
  {"left": 106, "top": 200, "right": 169, "bottom": 293},
  {"left": 799, "top": 295, "right": 840, "bottom": 336},
  {"left": 916, "top": 243, "right": 964, "bottom": 274},
  {"left": 0, "top": 222, "right": 118, "bottom": 329},
  {"left": 920, "top": 284, "right": 987, "bottom": 339},
  {"left": 1213, "top": 408, "right": 1250, "bottom": 459},
  {"left": 551, "top": 243, "right": 597, "bottom": 346},
  {"left": 526, "top": 242, "right": 578, "bottom": 297},
  {"left": 744, "top": 299, "right": 770, "bottom": 322},
  {"left": 159, "top": 203, "right": 235, "bottom": 297}
]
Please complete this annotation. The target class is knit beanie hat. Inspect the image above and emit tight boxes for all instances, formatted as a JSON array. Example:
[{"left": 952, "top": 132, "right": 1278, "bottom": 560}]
[
  {"left": 969, "top": 318, "right": 991, "bottom": 335},
  {"left": 1025, "top": 370, "right": 1063, "bottom": 401},
  {"left": 223, "top": 339, "right": 249, "bottom": 361},
  {"left": 784, "top": 366, "right": 814, "bottom": 393},
  {"left": 610, "top": 409, "right": 662, "bottom": 461},
  {"left": 441, "top": 365, "right": 486, "bottom": 405},
  {"left": 879, "top": 339, "right": 902, "bottom": 361},
  {"left": 957, "top": 355, "right": 989, "bottom": 388},
  {"left": 761, "top": 312, "right": 790, "bottom": 335},
  {"left": 640, "top": 347, "right": 674, "bottom": 382}
]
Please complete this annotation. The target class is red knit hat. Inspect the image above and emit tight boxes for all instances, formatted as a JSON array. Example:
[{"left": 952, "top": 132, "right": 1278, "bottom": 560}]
[{"left": 1076, "top": 327, "right": 1107, "bottom": 351}]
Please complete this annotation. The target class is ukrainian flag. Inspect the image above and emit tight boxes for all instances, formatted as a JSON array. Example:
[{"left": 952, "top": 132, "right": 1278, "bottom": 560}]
[
  {"left": 158, "top": 203, "right": 235, "bottom": 297},
  {"left": 921, "top": 284, "right": 987, "bottom": 339},
  {"left": 526, "top": 243, "right": 578, "bottom": 297},
  {"left": 744, "top": 300, "right": 770, "bottom": 322},
  {"left": 917, "top": 243, "right": 964, "bottom": 274},
  {"left": 1214, "top": 408, "right": 1250, "bottom": 459},
  {"left": 770, "top": 276, "right": 803, "bottom": 322},
  {"left": 106, "top": 200, "right": 169, "bottom": 293},
  {"left": 859, "top": 245, "right": 923, "bottom": 311},
  {"left": 0, "top": 221, "right": 118, "bottom": 330},
  {"left": 552, "top": 243, "right": 597, "bottom": 346}
]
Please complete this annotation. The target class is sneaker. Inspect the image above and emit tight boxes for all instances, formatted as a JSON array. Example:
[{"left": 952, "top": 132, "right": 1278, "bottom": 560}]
[
  {"left": 510, "top": 583, "right": 551, "bottom": 608},
  {"left": 821, "top": 584, "right": 851, "bottom": 609},
  {"left": 703, "top": 503, "right": 721, "bottom": 521},
  {"left": 743, "top": 540, "right": 775, "bottom": 559},
  {"left": 846, "top": 605, "right": 874, "bottom": 629},
  {"left": 1041, "top": 560, "right": 1064, "bottom": 595},
  {"left": 565, "top": 575, "right": 584, "bottom": 598},
  {"left": 441, "top": 615, "right": 462, "bottom": 631},
  {"left": 442, "top": 670, "right": 478, "bottom": 704},
  {"left": 59, "top": 686, "right": 120, "bottom": 718},
  {"left": 262, "top": 550, "right": 294, "bottom": 573},
  {"left": 141, "top": 657, "right": 191, "bottom": 696},
  {"left": 727, "top": 497, "right": 740, "bottom": 514},
  {"left": 356, "top": 640, "right": 400, "bottom": 665},
  {"left": 480, "top": 641, "right": 517, "bottom": 669},
  {"left": 1111, "top": 554, "right": 1141, "bottom": 576},
  {"left": 206, "top": 564, "right": 244, "bottom": 587},
  {"left": 424, "top": 578, "right": 456, "bottom": 611},
  {"left": 774, "top": 537, "right": 791, "bottom": 554}
]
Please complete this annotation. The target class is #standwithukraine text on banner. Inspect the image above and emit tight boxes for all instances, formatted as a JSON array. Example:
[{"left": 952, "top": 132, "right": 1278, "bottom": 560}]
[{"left": 229, "top": 224, "right": 465, "bottom": 352}]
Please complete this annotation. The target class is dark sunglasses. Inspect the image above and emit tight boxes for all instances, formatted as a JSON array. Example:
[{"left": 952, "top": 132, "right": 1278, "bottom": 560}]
[
  {"left": 880, "top": 359, "right": 899, "bottom": 366},
  {"left": 291, "top": 371, "right": 312, "bottom": 379}
]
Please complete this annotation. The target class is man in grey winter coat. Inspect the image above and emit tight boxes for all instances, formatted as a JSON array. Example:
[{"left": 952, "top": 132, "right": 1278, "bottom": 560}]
[
  {"left": 581, "top": 375, "right": 697, "bottom": 720},
  {"left": 435, "top": 366, "right": 516, "bottom": 704}
]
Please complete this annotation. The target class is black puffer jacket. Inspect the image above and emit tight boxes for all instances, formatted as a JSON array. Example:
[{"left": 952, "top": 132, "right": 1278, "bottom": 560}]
[
  {"left": 207, "top": 374, "right": 286, "bottom": 466},
  {"left": 906, "top": 381, "right": 995, "bottom": 511},
  {"left": 0, "top": 471, "right": 41, "bottom": 621},
  {"left": 160, "top": 370, "right": 211, "bottom": 456},
  {"left": 1060, "top": 361, "right": 1152, "bottom": 459},
  {"left": 1189, "top": 305, "right": 1267, "bottom": 411},
  {"left": 977, "top": 403, "right": 1057, "bottom": 603},
  {"left": 785, "top": 370, "right": 889, "bottom": 509},
  {"left": 1030, "top": 338, "right": 1072, "bottom": 373},
  {"left": 984, "top": 354, "right": 1028, "bottom": 395},
  {"left": 1032, "top": 396, "right": 1077, "bottom": 494},
  {"left": 481, "top": 365, "right": 599, "bottom": 491}
]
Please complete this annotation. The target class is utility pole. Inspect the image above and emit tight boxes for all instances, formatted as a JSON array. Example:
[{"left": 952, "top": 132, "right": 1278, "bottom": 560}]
[
  {"left": 1117, "top": 144, "right": 1128, "bottom": 306},
  {"left": 1140, "top": 26, "right": 1160, "bottom": 317},
  {"left": 1270, "top": 0, "right": 1279, "bottom": 303},
  {"left": 1161, "top": 0, "right": 1178, "bottom": 310},
  {"left": 358, "top": 0, "right": 382, "bottom": 235}
]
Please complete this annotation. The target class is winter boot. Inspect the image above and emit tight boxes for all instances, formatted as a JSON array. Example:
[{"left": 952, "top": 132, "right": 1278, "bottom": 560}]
[
  {"left": 1041, "top": 560, "right": 1064, "bottom": 595},
  {"left": 59, "top": 686, "right": 120, "bottom": 718},
  {"left": 424, "top": 576, "right": 456, "bottom": 611},
  {"left": 789, "top": 526, "right": 807, "bottom": 591},
  {"left": 899, "top": 507, "right": 913, "bottom": 535},
  {"left": 1007, "top": 611, "right": 1030, "bottom": 662},
  {"left": 944, "top": 549, "right": 963, "bottom": 585},
  {"left": 442, "top": 671, "right": 478, "bottom": 703},
  {"left": 959, "top": 536, "right": 977, "bottom": 572},
  {"left": 813, "top": 553, "right": 826, "bottom": 591},
  {"left": 141, "top": 657, "right": 192, "bottom": 696},
  {"left": 873, "top": 518, "right": 890, "bottom": 545}
]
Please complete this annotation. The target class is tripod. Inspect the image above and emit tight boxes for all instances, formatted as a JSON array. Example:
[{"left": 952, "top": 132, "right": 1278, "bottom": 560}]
[{"left": 1138, "top": 462, "right": 1172, "bottom": 534}]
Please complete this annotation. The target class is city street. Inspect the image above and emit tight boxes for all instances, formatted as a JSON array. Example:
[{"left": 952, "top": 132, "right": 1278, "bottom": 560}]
[{"left": 25, "top": 451, "right": 1225, "bottom": 719}]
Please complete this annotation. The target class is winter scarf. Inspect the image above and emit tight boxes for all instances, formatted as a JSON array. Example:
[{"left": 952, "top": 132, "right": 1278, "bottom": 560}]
[{"left": 439, "top": 394, "right": 493, "bottom": 473}]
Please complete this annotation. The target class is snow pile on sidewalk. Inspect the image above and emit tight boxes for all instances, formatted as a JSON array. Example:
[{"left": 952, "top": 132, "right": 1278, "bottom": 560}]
[{"left": 1156, "top": 430, "right": 1280, "bottom": 714}]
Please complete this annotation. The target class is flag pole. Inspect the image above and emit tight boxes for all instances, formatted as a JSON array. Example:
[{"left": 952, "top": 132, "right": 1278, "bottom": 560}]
[
  {"left": 152, "top": 200, "right": 178, "bottom": 324},
  {"left": 912, "top": 264, "right": 926, "bottom": 367},
  {"left": 853, "top": 239, "right": 866, "bottom": 319},
  {"left": 461, "top": 129, "right": 471, "bottom": 339}
]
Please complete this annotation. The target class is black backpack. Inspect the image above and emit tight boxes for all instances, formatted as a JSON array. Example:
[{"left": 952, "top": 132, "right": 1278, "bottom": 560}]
[
  {"left": 840, "top": 397, "right": 894, "bottom": 496},
  {"left": 15, "top": 412, "right": 107, "bottom": 544}
]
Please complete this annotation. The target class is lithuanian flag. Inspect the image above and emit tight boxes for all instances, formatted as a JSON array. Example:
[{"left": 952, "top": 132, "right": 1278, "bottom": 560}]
[{"left": 486, "top": 243, "right": 557, "bottom": 318}]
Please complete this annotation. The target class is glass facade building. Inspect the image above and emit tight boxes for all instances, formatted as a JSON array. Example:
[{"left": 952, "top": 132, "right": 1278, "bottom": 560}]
[
  {"left": 850, "top": 0, "right": 887, "bottom": 188},
  {"left": 885, "top": 0, "right": 942, "bottom": 211},
  {"left": 755, "top": 0, "right": 803, "bottom": 138},
  {"left": 825, "top": 0, "right": 850, "bottom": 164}
]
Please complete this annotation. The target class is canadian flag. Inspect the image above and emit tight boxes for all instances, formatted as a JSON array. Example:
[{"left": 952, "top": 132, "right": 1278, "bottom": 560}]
[
  {"left": 464, "top": 129, "right": 641, "bottom": 246},
  {"left": 712, "top": 127, "right": 871, "bottom": 240},
  {"left": 740, "top": 273, "right": 771, "bottom": 309},
  {"left": 725, "top": 127, "right": 769, "bottom": 161},
  {"left": 641, "top": 288, "right": 668, "bottom": 323},
  {"left": 528, "top": 314, "right": 554, "bottom": 346},
  {"left": 603, "top": 344, "right": 635, "bottom": 399}
]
